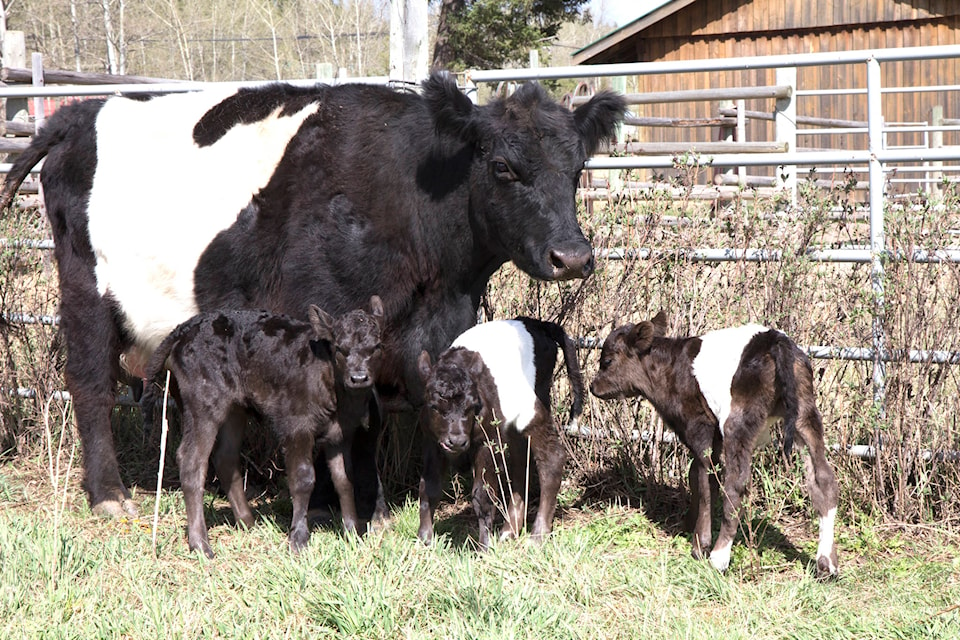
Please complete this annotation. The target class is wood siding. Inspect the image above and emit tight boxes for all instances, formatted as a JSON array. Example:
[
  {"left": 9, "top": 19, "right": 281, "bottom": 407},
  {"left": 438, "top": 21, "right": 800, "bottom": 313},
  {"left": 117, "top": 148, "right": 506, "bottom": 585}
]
[{"left": 588, "top": 1, "right": 960, "bottom": 180}]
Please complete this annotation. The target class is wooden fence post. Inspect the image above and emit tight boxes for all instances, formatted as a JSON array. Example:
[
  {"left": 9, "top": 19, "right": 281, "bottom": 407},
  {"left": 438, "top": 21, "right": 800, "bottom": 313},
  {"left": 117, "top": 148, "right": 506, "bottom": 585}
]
[{"left": 2, "top": 30, "right": 26, "bottom": 123}]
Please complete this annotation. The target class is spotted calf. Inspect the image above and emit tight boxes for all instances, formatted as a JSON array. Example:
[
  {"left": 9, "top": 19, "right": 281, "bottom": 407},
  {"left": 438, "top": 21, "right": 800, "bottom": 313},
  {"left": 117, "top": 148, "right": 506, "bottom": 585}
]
[{"left": 141, "top": 297, "right": 383, "bottom": 558}]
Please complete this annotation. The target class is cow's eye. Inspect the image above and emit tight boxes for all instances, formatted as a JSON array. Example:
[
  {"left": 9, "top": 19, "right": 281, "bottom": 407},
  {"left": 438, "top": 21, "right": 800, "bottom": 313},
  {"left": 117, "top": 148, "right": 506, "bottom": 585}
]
[{"left": 599, "top": 357, "right": 612, "bottom": 369}]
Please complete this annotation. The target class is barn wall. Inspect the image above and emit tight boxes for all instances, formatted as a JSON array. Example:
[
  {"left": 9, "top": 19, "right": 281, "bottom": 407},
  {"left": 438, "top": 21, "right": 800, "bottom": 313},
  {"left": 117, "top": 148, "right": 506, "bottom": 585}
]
[{"left": 627, "top": 14, "right": 960, "bottom": 168}]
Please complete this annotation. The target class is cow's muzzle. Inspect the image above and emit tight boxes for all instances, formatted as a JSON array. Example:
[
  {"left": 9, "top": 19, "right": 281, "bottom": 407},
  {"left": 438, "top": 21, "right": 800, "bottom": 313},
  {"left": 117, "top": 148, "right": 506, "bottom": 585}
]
[{"left": 549, "top": 246, "right": 594, "bottom": 280}]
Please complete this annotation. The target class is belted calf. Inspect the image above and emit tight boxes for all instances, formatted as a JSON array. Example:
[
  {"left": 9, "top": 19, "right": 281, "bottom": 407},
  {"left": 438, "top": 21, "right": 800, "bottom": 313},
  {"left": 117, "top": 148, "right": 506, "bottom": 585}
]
[
  {"left": 590, "top": 311, "right": 839, "bottom": 577},
  {"left": 141, "top": 296, "right": 383, "bottom": 558},
  {"left": 416, "top": 318, "right": 584, "bottom": 549}
]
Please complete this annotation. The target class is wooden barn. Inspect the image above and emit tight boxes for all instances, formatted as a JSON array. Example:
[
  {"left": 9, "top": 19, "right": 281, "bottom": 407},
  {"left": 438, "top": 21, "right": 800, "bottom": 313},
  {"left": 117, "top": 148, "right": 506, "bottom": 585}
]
[{"left": 573, "top": 0, "right": 960, "bottom": 174}]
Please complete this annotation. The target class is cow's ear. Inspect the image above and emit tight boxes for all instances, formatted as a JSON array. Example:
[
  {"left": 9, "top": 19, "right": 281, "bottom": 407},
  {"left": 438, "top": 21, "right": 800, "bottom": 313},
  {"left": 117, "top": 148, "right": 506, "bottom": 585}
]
[
  {"left": 308, "top": 304, "right": 335, "bottom": 342},
  {"left": 417, "top": 350, "right": 433, "bottom": 383},
  {"left": 422, "top": 71, "right": 478, "bottom": 141},
  {"left": 651, "top": 311, "right": 668, "bottom": 337},
  {"left": 627, "top": 321, "right": 655, "bottom": 353},
  {"left": 369, "top": 295, "right": 384, "bottom": 319},
  {"left": 574, "top": 90, "right": 626, "bottom": 156}
]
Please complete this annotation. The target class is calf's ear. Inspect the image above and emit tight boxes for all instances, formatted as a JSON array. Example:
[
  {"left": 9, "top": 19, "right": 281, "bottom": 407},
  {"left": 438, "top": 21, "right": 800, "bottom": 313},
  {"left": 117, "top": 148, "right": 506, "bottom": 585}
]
[
  {"left": 308, "top": 304, "right": 335, "bottom": 342},
  {"left": 627, "top": 321, "right": 656, "bottom": 353},
  {"left": 574, "top": 90, "right": 626, "bottom": 156},
  {"left": 417, "top": 350, "right": 433, "bottom": 383},
  {"left": 369, "top": 295, "right": 384, "bottom": 319},
  {"left": 651, "top": 311, "right": 668, "bottom": 337}
]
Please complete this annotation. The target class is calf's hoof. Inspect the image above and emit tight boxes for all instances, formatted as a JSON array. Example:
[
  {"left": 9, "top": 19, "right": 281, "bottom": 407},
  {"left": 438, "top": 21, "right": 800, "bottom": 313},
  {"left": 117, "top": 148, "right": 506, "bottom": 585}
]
[
  {"left": 708, "top": 542, "right": 733, "bottom": 572},
  {"left": 816, "top": 552, "right": 839, "bottom": 580},
  {"left": 417, "top": 526, "right": 434, "bottom": 546},
  {"left": 92, "top": 497, "right": 139, "bottom": 518},
  {"left": 188, "top": 540, "right": 215, "bottom": 560},
  {"left": 288, "top": 523, "right": 310, "bottom": 554}
]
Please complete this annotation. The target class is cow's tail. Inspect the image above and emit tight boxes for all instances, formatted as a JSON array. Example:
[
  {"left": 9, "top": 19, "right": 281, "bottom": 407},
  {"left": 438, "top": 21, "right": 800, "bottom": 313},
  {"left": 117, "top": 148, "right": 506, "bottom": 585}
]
[
  {"left": 139, "top": 324, "right": 188, "bottom": 435},
  {"left": 0, "top": 113, "right": 72, "bottom": 211},
  {"left": 539, "top": 320, "right": 585, "bottom": 431},
  {"left": 771, "top": 332, "right": 800, "bottom": 458}
]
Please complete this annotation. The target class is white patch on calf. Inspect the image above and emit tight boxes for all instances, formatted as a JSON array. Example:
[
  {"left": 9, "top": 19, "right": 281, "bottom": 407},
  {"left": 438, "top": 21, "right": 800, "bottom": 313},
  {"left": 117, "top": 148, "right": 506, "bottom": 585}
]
[
  {"left": 86, "top": 89, "right": 319, "bottom": 354},
  {"left": 452, "top": 320, "right": 537, "bottom": 432},
  {"left": 691, "top": 324, "right": 768, "bottom": 436}
]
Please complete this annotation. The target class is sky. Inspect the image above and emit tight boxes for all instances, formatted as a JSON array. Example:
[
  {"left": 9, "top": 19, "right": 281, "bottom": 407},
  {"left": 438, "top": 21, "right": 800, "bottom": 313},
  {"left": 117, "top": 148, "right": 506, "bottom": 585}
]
[{"left": 588, "top": 0, "right": 670, "bottom": 27}]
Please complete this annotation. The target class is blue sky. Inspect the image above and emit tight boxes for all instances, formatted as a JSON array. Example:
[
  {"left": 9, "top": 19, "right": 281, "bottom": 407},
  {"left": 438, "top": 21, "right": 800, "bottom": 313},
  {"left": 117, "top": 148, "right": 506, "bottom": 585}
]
[{"left": 588, "top": 0, "right": 670, "bottom": 27}]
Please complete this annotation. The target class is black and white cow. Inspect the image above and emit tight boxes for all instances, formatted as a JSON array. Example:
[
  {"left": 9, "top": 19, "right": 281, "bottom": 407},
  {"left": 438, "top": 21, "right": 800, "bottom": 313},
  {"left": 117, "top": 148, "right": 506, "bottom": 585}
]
[
  {"left": 0, "top": 73, "right": 624, "bottom": 518},
  {"left": 416, "top": 318, "right": 584, "bottom": 549},
  {"left": 590, "top": 312, "right": 839, "bottom": 577}
]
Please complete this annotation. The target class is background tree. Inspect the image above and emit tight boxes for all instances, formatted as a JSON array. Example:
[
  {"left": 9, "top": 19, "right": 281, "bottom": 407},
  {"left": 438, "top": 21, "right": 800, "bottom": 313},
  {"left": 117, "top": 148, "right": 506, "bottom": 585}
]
[{"left": 431, "top": 0, "right": 589, "bottom": 71}]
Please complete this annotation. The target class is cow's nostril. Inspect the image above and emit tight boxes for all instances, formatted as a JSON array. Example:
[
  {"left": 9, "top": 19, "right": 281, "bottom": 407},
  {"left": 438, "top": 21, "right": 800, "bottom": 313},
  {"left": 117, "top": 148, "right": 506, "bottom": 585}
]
[
  {"left": 350, "top": 373, "right": 369, "bottom": 385},
  {"left": 550, "top": 248, "right": 594, "bottom": 279}
]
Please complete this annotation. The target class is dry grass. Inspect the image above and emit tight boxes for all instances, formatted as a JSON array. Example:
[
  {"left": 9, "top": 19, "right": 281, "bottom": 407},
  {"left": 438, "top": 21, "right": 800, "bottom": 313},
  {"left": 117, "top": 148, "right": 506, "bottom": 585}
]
[{"left": 3, "top": 166, "right": 960, "bottom": 539}]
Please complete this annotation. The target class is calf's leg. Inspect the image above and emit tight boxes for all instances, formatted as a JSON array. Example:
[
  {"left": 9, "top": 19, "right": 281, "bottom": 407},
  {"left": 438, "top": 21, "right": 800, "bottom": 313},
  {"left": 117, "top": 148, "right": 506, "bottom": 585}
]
[
  {"left": 472, "top": 443, "right": 498, "bottom": 550},
  {"left": 284, "top": 427, "right": 318, "bottom": 553},
  {"left": 709, "top": 407, "right": 760, "bottom": 572},
  {"left": 525, "top": 418, "right": 567, "bottom": 541},
  {"left": 210, "top": 407, "right": 255, "bottom": 529},
  {"left": 503, "top": 430, "right": 528, "bottom": 539},
  {"left": 417, "top": 441, "right": 444, "bottom": 545},
  {"left": 796, "top": 406, "right": 840, "bottom": 577},
  {"left": 322, "top": 421, "right": 359, "bottom": 535},
  {"left": 176, "top": 409, "right": 221, "bottom": 559},
  {"left": 685, "top": 422, "right": 721, "bottom": 559}
]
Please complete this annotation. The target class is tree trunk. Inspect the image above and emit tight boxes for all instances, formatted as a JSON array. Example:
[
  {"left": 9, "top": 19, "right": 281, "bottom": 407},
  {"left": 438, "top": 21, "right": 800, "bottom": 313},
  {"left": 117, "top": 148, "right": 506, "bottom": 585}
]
[{"left": 431, "top": 0, "right": 464, "bottom": 71}]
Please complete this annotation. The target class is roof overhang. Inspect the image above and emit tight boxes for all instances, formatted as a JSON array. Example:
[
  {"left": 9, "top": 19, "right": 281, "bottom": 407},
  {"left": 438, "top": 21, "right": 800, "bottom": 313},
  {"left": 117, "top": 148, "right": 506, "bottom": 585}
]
[{"left": 573, "top": 0, "right": 698, "bottom": 65}]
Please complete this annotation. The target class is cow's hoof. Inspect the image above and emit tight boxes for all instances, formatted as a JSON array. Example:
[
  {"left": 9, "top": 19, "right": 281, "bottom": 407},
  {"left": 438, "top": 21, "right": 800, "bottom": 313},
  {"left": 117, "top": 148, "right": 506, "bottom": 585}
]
[{"left": 92, "top": 498, "right": 139, "bottom": 518}]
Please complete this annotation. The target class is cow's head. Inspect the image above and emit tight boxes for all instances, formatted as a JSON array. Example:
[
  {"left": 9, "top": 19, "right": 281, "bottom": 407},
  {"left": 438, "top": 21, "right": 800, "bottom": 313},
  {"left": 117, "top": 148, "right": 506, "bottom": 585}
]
[
  {"left": 423, "top": 73, "right": 625, "bottom": 281},
  {"left": 417, "top": 348, "right": 490, "bottom": 456},
  {"left": 309, "top": 295, "right": 384, "bottom": 390},
  {"left": 590, "top": 311, "right": 669, "bottom": 401}
]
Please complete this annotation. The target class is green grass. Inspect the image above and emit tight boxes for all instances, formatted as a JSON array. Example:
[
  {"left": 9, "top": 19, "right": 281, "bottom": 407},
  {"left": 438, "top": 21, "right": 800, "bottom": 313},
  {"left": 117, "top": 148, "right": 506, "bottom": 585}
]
[{"left": 1, "top": 463, "right": 957, "bottom": 639}]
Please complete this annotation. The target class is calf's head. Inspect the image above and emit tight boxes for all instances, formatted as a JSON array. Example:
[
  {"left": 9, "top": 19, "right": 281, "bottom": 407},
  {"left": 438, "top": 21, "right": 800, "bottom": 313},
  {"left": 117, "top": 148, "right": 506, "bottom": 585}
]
[
  {"left": 309, "top": 295, "right": 384, "bottom": 390},
  {"left": 590, "top": 311, "right": 668, "bottom": 401},
  {"left": 423, "top": 73, "right": 626, "bottom": 282},
  {"left": 417, "top": 348, "right": 490, "bottom": 456}
]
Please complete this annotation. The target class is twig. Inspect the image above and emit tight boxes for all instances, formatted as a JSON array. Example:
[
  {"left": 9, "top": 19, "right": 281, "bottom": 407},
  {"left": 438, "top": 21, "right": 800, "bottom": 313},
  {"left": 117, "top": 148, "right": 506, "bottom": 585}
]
[{"left": 152, "top": 370, "right": 171, "bottom": 556}]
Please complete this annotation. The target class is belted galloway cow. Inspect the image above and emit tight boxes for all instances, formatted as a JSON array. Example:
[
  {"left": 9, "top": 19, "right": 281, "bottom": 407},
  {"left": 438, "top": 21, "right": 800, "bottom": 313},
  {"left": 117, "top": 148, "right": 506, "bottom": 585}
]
[{"left": 0, "top": 72, "right": 624, "bottom": 518}]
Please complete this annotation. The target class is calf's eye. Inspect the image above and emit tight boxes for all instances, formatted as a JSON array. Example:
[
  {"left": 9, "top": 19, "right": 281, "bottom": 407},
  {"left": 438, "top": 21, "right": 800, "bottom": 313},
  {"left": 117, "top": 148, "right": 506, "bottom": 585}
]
[{"left": 492, "top": 158, "right": 517, "bottom": 181}]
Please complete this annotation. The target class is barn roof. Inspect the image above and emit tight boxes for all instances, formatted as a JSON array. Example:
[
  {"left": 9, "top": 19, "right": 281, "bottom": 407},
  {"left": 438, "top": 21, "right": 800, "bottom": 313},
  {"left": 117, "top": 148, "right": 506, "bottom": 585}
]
[
  {"left": 573, "top": 0, "right": 960, "bottom": 65},
  {"left": 573, "top": 0, "right": 694, "bottom": 65}
]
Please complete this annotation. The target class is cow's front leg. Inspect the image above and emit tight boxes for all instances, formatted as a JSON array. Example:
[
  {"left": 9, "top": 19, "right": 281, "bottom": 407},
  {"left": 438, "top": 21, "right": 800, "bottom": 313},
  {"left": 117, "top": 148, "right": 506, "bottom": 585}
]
[{"left": 61, "top": 282, "right": 135, "bottom": 517}]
